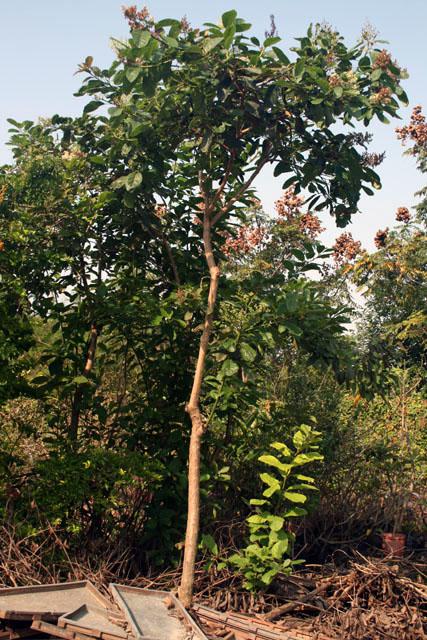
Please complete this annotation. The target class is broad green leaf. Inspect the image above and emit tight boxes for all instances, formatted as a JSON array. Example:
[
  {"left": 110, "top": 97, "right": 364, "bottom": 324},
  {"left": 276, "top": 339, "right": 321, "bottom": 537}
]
[
  {"left": 258, "top": 454, "right": 290, "bottom": 473},
  {"left": 220, "top": 359, "right": 239, "bottom": 377},
  {"left": 132, "top": 30, "right": 151, "bottom": 47},
  {"left": 284, "top": 491, "right": 307, "bottom": 503},
  {"left": 268, "top": 515, "right": 284, "bottom": 531},
  {"left": 270, "top": 442, "right": 291, "bottom": 456},
  {"left": 284, "top": 506, "right": 307, "bottom": 517},
  {"left": 202, "top": 37, "right": 223, "bottom": 54},
  {"left": 240, "top": 342, "right": 256, "bottom": 363},
  {"left": 222, "top": 10, "right": 237, "bottom": 28},
  {"left": 73, "top": 375, "right": 89, "bottom": 385},
  {"left": 125, "top": 171, "right": 143, "bottom": 191},
  {"left": 83, "top": 100, "right": 103, "bottom": 114},
  {"left": 264, "top": 36, "right": 281, "bottom": 47},
  {"left": 200, "top": 534, "right": 218, "bottom": 555},
  {"left": 126, "top": 67, "right": 140, "bottom": 83},
  {"left": 272, "top": 47, "right": 290, "bottom": 64},
  {"left": 271, "top": 538, "right": 288, "bottom": 558}
]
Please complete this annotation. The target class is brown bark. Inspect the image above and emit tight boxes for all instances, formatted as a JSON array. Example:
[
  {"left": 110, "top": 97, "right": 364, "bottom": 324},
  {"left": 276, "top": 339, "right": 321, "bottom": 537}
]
[
  {"left": 178, "top": 177, "right": 220, "bottom": 607},
  {"left": 70, "top": 323, "right": 98, "bottom": 441},
  {"left": 178, "top": 152, "right": 272, "bottom": 607}
]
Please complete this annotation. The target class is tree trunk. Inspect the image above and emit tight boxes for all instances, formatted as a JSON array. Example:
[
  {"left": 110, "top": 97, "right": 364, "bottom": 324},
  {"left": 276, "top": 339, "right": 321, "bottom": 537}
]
[
  {"left": 70, "top": 323, "right": 98, "bottom": 441},
  {"left": 178, "top": 204, "right": 220, "bottom": 607}
]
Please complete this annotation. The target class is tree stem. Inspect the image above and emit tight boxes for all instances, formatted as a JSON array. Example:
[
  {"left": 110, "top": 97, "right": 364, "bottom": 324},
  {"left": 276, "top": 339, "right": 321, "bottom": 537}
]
[{"left": 178, "top": 178, "right": 220, "bottom": 607}]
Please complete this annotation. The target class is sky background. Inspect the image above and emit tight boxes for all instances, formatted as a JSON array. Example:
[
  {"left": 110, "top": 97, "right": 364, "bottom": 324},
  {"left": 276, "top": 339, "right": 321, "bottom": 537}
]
[{"left": 1, "top": 0, "right": 426, "bottom": 250}]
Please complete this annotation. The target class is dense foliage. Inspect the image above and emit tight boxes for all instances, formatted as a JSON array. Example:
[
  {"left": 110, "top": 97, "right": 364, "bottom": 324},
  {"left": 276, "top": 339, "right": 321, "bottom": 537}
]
[{"left": 0, "top": 7, "right": 425, "bottom": 601}]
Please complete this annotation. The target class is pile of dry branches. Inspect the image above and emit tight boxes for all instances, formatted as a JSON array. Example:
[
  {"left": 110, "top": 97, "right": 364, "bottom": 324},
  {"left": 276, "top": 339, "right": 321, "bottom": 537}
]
[{"left": 0, "top": 525, "right": 425, "bottom": 639}]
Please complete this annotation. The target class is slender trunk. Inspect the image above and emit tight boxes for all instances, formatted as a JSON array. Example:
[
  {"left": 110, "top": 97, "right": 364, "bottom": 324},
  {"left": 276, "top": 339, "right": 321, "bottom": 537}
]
[
  {"left": 178, "top": 207, "right": 220, "bottom": 607},
  {"left": 70, "top": 323, "right": 98, "bottom": 441}
]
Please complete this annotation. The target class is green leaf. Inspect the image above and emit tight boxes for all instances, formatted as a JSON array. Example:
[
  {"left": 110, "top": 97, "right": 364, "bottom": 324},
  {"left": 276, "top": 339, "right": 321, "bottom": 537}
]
[
  {"left": 294, "top": 59, "right": 305, "bottom": 78},
  {"left": 272, "top": 47, "right": 290, "bottom": 64},
  {"left": 240, "top": 342, "right": 257, "bottom": 363},
  {"left": 271, "top": 538, "right": 289, "bottom": 558},
  {"left": 126, "top": 67, "right": 140, "bottom": 83},
  {"left": 269, "top": 515, "right": 284, "bottom": 532},
  {"left": 259, "top": 454, "right": 290, "bottom": 473},
  {"left": 222, "top": 10, "right": 237, "bottom": 28},
  {"left": 202, "top": 37, "right": 223, "bottom": 54},
  {"left": 293, "top": 452, "right": 324, "bottom": 465},
  {"left": 200, "top": 534, "right": 218, "bottom": 555},
  {"left": 284, "top": 506, "right": 307, "bottom": 517},
  {"left": 371, "top": 68, "right": 382, "bottom": 82},
  {"left": 250, "top": 498, "right": 268, "bottom": 506},
  {"left": 111, "top": 176, "right": 128, "bottom": 190},
  {"left": 270, "top": 442, "right": 291, "bottom": 456},
  {"left": 220, "top": 359, "right": 239, "bottom": 377},
  {"left": 247, "top": 514, "right": 267, "bottom": 524},
  {"left": 73, "top": 375, "right": 89, "bottom": 385},
  {"left": 125, "top": 171, "right": 143, "bottom": 191},
  {"left": 261, "top": 568, "right": 278, "bottom": 585},
  {"left": 264, "top": 36, "right": 281, "bottom": 47},
  {"left": 83, "top": 100, "right": 103, "bottom": 114},
  {"left": 284, "top": 491, "right": 307, "bottom": 503},
  {"left": 279, "top": 320, "right": 303, "bottom": 337},
  {"left": 132, "top": 30, "right": 151, "bottom": 47}
]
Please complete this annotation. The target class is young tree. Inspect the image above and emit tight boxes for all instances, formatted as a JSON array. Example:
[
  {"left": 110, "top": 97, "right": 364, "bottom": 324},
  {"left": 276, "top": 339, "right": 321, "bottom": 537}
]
[{"left": 73, "top": 8, "right": 408, "bottom": 604}]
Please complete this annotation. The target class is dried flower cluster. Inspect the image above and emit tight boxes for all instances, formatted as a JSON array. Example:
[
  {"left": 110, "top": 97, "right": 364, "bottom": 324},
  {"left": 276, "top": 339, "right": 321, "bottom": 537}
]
[
  {"left": 180, "top": 15, "right": 191, "bottom": 33},
  {"left": 154, "top": 204, "right": 167, "bottom": 218},
  {"left": 333, "top": 232, "right": 362, "bottom": 265},
  {"left": 275, "top": 187, "right": 305, "bottom": 218},
  {"left": 299, "top": 212, "right": 325, "bottom": 239},
  {"left": 362, "top": 151, "right": 386, "bottom": 168},
  {"left": 122, "top": 5, "right": 153, "bottom": 30},
  {"left": 275, "top": 188, "right": 324, "bottom": 239},
  {"left": 372, "top": 49, "right": 392, "bottom": 70},
  {"left": 222, "top": 224, "right": 265, "bottom": 257},
  {"left": 374, "top": 228, "right": 389, "bottom": 248},
  {"left": 396, "top": 105, "right": 427, "bottom": 148},
  {"left": 61, "top": 149, "right": 86, "bottom": 161},
  {"left": 395, "top": 206, "right": 411, "bottom": 223},
  {"left": 370, "top": 87, "right": 392, "bottom": 106},
  {"left": 0, "top": 240, "right": 4, "bottom": 252}
]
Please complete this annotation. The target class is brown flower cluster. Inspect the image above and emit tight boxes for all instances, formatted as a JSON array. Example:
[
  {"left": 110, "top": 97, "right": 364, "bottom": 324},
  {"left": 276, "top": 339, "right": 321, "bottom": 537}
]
[
  {"left": 154, "top": 204, "right": 166, "bottom": 218},
  {"left": 362, "top": 151, "right": 385, "bottom": 167},
  {"left": 374, "top": 228, "right": 389, "bottom": 248},
  {"left": 62, "top": 149, "right": 86, "bottom": 161},
  {"left": 180, "top": 15, "right": 191, "bottom": 32},
  {"left": 370, "top": 87, "right": 392, "bottom": 105},
  {"left": 333, "top": 232, "right": 362, "bottom": 265},
  {"left": 396, "top": 105, "right": 427, "bottom": 148},
  {"left": 372, "top": 49, "right": 391, "bottom": 70},
  {"left": 0, "top": 240, "right": 4, "bottom": 252},
  {"left": 299, "top": 212, "right": 325, "bottom": 239},
  {"left": 222, "top": 224, "right": 265, "bottom": 257},
  {"left": 396, "top": 206, "right": 411, "bottom": 223},
  {"left": 122, "top": 5, "right": 153, "bottom": 30},
  {"left": 328, "top": 74, "right": 341, "bottom": 88},
  {"left": 275, "top": 187, "right": 305, "bottom": 218},
  {"left": 275, "top": 188, "right": 324, "bottom": 239}
]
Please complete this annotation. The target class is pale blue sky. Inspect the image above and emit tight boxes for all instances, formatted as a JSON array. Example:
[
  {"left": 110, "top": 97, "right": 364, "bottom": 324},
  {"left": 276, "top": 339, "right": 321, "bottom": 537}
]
[{"left": 1, "top": 0, "right": 426, "bottom": 249}]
